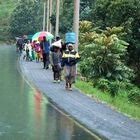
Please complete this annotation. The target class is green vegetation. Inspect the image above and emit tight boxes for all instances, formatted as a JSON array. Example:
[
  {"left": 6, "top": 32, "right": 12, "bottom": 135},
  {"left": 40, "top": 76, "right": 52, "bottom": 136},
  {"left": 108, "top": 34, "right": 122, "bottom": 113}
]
[
  {"left": 77, "top": 20, "right": 140, "bottom": 119},
  {"left": 9, "top": 0, "right": 43, "bottom": 37},
  {"left": 0, "top": 0, "right": 139, "bottom": 119},
  {"left": 80, "top": 22, "right": 133, "bottom": 83},
  {"left": 74, "top": 79, "right": 140, "bottom": 120},
  {"left": 0, "top": 0, "right": 17, "bottom": 40},
  {"left": 91, "top": 0, "right": 140, "bottom": 86},
  {"left": 55, "top": 0, "right": 140, "bottom": 89},
  {"left": 0, "top": 0, "right": 43, "bottom": 39}
]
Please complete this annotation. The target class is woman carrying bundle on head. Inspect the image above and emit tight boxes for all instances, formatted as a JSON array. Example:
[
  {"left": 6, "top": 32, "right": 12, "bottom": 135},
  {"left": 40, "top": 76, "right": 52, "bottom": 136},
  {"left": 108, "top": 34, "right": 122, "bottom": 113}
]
[{"left": 61, "top": 44, "right": 80, "bottom": 91}]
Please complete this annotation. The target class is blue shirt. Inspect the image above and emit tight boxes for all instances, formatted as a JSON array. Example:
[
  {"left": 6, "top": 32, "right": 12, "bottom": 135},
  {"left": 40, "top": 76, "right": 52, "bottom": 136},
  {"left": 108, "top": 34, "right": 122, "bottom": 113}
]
[{"left": 43, "top": 41, "right": 50, "bottom": 53}]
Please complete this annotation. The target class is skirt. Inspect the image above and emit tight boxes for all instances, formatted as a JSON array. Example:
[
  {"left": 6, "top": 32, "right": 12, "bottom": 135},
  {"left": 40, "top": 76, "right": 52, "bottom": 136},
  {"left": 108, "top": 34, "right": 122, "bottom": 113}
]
[{"left": 64, "top": 65, "right": 76, "bottom": 78}]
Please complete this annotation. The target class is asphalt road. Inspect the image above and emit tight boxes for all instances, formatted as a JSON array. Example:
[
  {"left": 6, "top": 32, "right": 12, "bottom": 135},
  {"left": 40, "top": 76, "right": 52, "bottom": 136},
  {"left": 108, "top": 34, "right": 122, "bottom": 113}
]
[{"left": 19, "top": 58, "right": 140, "bottom": 140}]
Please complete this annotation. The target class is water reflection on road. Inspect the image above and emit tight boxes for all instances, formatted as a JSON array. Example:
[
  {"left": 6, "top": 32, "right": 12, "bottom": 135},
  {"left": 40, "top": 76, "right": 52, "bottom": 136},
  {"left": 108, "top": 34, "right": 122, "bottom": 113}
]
[{"left": 0, "top": 45, "right": 98, "bottom": 140}]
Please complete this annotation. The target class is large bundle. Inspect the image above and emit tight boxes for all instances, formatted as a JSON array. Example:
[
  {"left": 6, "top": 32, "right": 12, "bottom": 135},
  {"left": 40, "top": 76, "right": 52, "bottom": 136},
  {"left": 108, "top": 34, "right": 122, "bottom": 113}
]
[
  {"left": 51, "top": 40, "right": 62, "bottom": 48},
  {"left": 65, "top": 32, "right": 76, "bottom": 44}
]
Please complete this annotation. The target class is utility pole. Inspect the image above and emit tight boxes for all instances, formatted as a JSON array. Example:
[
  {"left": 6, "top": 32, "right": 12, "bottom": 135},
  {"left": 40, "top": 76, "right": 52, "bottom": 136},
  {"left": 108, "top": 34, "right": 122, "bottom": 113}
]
[
  {"left": 47, "top": 0, "right": 50, "bottom": 31},
  {"left": 55, "top": 0, "right": 60, "bottom": 37},
  {"left": 49, "top": 0, "right": 52, "bottom": 33},
  {"left": 73, "top": 0, "right": 80, "bottom": 51},
  {"left": 43, "top": 2, "right": 46, "bottom": 31}
]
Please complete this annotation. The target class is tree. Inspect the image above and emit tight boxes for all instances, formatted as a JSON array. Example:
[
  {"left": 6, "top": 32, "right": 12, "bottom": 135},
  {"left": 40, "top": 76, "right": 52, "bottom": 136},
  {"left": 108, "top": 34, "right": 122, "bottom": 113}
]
[
  {"left": 79, "top": 21, "right": 134, "bottom": 83},
  {"left": 49, "top": 0, "right": 73, "bottom": 34},
  {"left": 50, "top": 0, "right": 94, "bottom": 34},
  {"left": 60, "top": 0, "right": 74, "bottom": 33},
  {"left": 80, "top": 0, "right": 94, "bottom": 20},
  {"left": 73, "top": 0, "right": 80, "bottom": 50},
  {"left": 90, "top": 0, "right": 140, "bottom": 86},
  {"left": 55, "top": 0, "right": 60, "bottom": 36},
  {"left": 9, "top": 0, "right": 43, "bottom": 37}
]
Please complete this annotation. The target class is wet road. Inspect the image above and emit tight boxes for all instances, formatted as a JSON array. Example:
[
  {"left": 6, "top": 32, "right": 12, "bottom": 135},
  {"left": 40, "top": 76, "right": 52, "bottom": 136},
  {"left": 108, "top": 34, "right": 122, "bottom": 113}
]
[{"left": 0, "top": 44, "right": 98, "bottom": 140}]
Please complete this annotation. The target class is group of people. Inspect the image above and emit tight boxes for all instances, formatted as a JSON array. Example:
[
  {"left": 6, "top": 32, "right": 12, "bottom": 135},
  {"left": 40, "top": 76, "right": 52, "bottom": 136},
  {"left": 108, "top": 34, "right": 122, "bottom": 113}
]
[
  {"left": 16, "top": 37, "right": 42, "bottom": 62},
  {"left": 16, "top": 35, "right": 80, "bottom": 91}
]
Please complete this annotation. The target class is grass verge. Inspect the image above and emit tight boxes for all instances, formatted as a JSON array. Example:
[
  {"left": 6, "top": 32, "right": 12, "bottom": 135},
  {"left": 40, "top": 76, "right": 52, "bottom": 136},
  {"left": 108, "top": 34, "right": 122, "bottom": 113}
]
[{"left": 74, "top": 79, "right": 140, "bottom": 121}]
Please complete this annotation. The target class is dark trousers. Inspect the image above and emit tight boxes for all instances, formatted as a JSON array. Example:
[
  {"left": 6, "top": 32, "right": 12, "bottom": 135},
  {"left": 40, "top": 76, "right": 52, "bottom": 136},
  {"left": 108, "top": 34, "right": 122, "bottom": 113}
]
[
  {"left": 53, "top": 65, "right": 61, "bottom": 80},
  {"left": 18, "top": 44, "right": 23, "bottom": 54},
  {"left": 53, "top": 71, "right": 60, "bottom": 80},
  {"left": 43, "top": 52, "right": 49, "bottom": 68}
]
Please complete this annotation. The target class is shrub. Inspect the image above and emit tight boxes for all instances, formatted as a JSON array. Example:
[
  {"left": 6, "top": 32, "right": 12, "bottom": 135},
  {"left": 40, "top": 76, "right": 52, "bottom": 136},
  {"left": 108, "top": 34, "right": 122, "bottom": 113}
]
[
  {"left": 128, "top": 88, "right": 140, "bottom": 104},
  {"left": 94, "top": 79, "right": 138, "bottom": 99},
  {"left": 96, "top": 78, "right": 110, "bottom": 92},
  {"left": 109, "top": 81, "right": 121, "bottom": 97},
  {"left": 80, "top": 27, "right": 134, "bottom": 83}
]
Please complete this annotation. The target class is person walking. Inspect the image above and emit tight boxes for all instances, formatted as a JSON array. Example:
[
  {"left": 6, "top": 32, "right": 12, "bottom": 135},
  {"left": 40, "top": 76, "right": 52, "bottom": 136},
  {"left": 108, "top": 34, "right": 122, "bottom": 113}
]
[
  {"left": 40, "top": 36, "right": 50, "bottom": 69},
  {"left": 35, "top": 41, "right": 41, "bottom": 62},
  {"left": 25, "top": 46, "right": 30, "bottom": 61},
  {"left": 61, "top": 44, "right": 80, "bottom": 91},
  {"left": 50, "top": 46, "right": 62, "bottom": 83},
  {"left": 24, "top": 40, "right": 32, "bottom": 61},
  {"left": 16, "top": 36, "right": 24, "bottom": 54}
]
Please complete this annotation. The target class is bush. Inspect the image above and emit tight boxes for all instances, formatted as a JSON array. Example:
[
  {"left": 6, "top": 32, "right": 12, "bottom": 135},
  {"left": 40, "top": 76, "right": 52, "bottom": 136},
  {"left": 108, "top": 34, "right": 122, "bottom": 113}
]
[
  {"left": 128, "top": 88, "right": 140, "bottom": 104},
  {"left": 95, "top": 79, "right": 121, "bottom": 97},
  {"left": 80, "top": 27, "right": 134, "bottom": 83},
  {"left": 109, "top": 81, "right": 122, "bottom": 97},
  {"left": 123, "top": 82, "right": 134, "bottom": 91},
  {"left": 96, "top": 78, "right": 110, "bottom": 92},
  {"left": 91, "top": 0, "right": 140, "bottom": 88},
  {"left": 95, "top": 80, "right": 138, "bottom": 99},
  {"left": 96, "top": 80, "right": 123, "bottom": 97}
]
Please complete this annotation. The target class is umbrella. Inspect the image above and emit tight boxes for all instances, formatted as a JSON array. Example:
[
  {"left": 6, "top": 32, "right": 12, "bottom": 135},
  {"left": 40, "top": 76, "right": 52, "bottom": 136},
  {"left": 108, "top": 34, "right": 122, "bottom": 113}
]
[{"left": 32, "top": 31, "right": 54, "bottom": 41}]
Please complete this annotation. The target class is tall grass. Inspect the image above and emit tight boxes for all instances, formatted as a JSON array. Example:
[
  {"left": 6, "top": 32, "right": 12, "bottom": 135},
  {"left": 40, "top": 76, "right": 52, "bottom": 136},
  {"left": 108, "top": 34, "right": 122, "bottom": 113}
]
[{"left": 74, "top": 79, "right": 140, "bottom": 121}]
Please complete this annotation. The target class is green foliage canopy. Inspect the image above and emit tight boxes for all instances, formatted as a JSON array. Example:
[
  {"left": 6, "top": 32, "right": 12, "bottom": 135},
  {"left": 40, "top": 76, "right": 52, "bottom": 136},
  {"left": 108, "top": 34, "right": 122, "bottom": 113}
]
[
  {"left": 79, "top": 21, "right": 134, "bottom": 84},
  {"left": 9, "top": 0, "right": 43, "bottom": 37},
  {"left": 89, "top": 0, "right": 140, "bottom": 86}
]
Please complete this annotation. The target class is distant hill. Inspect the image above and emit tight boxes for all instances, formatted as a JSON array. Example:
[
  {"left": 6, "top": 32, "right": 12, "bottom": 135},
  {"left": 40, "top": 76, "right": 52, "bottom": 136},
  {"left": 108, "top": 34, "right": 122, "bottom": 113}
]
[{"left": 0, "top": 0, "right": 17, "bottom": 40}]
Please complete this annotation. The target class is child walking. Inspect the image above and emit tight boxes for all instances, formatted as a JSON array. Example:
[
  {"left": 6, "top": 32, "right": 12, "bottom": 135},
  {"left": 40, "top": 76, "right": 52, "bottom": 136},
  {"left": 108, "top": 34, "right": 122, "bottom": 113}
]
[
  {"left": 50, "top": 46, "right": 62, "bottom": 83},
  {"left": 24, "top": 40, "right": 32, "bottom": 61},
  {"left": 25, "top": 46, "right": 30, "bottom": 61},
  {"left": 35, "top": 41, "right": 41, "bottom": 62}
]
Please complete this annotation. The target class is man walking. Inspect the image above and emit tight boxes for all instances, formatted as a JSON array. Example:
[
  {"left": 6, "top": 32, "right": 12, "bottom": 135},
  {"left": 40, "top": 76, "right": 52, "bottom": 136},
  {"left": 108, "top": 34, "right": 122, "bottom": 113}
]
[{"left": 40, "top": 36, "right": 50, "bottom": 69}]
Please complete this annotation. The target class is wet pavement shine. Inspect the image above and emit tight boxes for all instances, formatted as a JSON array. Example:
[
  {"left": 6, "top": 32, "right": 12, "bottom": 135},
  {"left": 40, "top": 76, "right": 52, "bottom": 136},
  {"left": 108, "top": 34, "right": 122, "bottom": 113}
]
[
  {"left": 19, "top": 43, "right": 140, "bottom": 140},
  {"left": 0, "top": 44, "right": 98, "bottom": 140}
]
